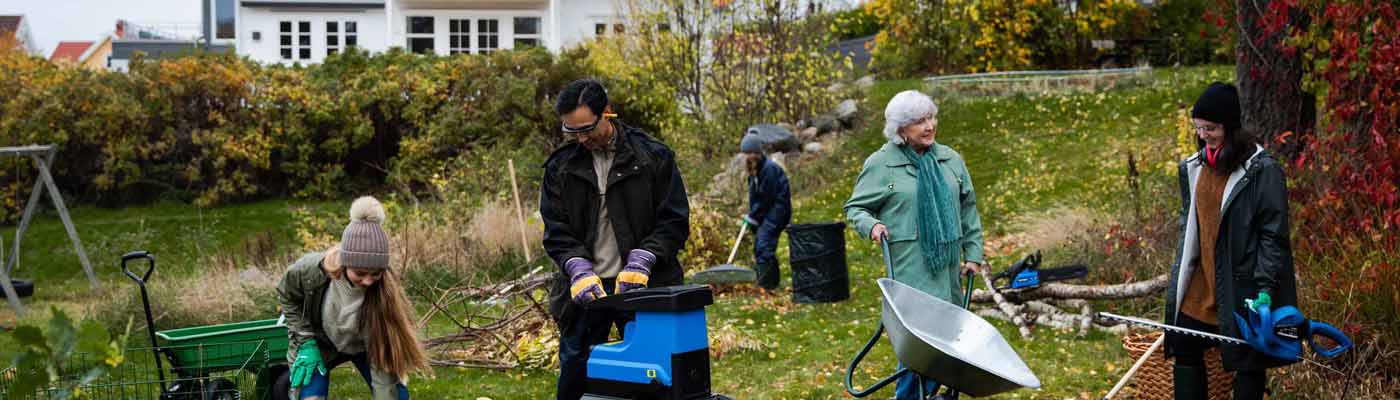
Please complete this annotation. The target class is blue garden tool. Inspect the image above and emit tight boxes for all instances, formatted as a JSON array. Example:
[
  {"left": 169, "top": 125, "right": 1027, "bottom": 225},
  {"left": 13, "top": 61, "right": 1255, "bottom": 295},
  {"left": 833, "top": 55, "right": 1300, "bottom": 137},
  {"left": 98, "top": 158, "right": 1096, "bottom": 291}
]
[
  {"left": 1098, "top": 307, "right": 1352, "bottom": 400},
  {"left": 580, "top": 284, "right": 733, "bottom": 400},
  {"left": 1098, "top": 306, "right": 1352, "bottom": 362},
  {"left": 990, "top": 250, "right": 1088, "bottom": 291}
]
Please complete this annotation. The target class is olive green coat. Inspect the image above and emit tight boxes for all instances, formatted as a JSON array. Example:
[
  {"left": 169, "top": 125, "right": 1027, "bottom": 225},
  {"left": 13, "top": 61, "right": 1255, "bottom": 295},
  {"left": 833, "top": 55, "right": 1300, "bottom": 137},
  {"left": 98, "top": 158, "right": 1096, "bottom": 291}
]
[
  {"left": 277, "top": 252, "right": 403, "bottom": 400},
  {"left": 844, "top": 142, "right": 985, "bottom": 303}
]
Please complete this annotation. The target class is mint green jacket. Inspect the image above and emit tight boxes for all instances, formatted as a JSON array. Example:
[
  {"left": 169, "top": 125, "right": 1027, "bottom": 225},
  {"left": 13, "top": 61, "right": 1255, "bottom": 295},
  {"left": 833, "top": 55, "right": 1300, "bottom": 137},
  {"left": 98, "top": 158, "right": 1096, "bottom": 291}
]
[{"left": 844, "top": 142, "right": 985, "bottom": 302}]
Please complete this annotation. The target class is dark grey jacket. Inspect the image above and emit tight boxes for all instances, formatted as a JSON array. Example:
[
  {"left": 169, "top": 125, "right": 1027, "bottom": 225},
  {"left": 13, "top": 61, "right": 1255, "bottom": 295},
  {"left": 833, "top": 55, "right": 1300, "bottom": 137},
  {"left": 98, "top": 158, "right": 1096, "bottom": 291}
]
[
  {"left": 1163, "top": 145, "right": 1298, "bottom": 371},
  {"left": 540, "top": 121, "right": 690, "bottom": 324}
]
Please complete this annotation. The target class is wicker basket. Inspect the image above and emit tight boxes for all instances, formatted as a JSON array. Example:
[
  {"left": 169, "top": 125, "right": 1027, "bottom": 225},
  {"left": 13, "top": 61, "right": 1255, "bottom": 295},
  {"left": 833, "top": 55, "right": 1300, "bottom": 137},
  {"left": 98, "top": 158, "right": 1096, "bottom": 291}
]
[{"left": 1122, "top": 331, "right": 1234, "bottom": 400}]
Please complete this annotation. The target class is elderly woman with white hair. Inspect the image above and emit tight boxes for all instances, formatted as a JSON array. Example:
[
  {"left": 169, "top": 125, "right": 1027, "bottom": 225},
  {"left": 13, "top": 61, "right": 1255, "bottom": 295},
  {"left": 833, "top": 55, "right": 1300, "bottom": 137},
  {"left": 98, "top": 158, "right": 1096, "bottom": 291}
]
[{"left": 843, "top": 90, "right": 985, "bottom": 399}]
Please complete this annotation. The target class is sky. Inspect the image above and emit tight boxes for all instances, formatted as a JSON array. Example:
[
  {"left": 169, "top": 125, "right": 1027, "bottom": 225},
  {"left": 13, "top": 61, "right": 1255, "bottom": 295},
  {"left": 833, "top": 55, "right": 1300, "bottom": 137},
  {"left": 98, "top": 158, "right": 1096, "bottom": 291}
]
[{"left": 1, "top": 0, "right": 200, "bottom": 57}]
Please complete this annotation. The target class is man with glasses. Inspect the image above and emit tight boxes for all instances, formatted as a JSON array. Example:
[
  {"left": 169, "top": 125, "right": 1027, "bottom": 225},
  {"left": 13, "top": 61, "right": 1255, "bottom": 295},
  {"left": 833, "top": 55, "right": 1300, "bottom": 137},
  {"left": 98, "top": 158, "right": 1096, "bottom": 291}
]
[{"left": 539, "top": 79, "right": 691, "bottom": 400}]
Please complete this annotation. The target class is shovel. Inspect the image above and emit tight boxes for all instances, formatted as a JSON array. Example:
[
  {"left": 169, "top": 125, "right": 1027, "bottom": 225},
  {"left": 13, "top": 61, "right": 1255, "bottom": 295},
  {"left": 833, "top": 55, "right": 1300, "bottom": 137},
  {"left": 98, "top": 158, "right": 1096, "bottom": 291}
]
[{"left": 691, "top": 220, "right": 758, "bottom": 285}]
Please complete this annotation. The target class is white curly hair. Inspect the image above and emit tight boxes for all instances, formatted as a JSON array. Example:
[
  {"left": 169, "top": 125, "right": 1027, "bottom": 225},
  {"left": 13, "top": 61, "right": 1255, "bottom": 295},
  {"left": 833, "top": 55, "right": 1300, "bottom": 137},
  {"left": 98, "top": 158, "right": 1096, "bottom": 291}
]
[{"left": 883, "top": 90, "right": 939, "bottom": 144}]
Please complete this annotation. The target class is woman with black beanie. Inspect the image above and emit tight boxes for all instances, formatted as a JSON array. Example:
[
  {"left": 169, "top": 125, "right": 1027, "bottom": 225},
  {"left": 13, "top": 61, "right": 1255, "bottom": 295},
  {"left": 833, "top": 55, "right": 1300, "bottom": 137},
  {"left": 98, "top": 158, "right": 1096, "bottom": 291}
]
[{"left": 1161, "top": 82, "right": 1300, "bottom": 399}]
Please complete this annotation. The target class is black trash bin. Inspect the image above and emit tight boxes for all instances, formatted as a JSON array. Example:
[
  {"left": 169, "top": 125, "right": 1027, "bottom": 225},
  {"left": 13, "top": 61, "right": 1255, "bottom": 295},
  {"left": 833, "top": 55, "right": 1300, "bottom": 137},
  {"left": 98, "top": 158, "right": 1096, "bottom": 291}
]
[{"left": 787, "top": 222, "right": 849, "bottom": 304}]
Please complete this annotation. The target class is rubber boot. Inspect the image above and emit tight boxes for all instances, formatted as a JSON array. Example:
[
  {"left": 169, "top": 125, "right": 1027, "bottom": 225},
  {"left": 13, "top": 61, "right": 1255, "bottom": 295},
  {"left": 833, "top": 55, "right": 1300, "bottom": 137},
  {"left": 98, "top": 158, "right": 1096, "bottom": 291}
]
[
  {"left": 1231, "top": 369, "right": 1268, "bottom": 400},
  {"left": 1173, "top": 365, "right": 1208, "bottom": 400}
]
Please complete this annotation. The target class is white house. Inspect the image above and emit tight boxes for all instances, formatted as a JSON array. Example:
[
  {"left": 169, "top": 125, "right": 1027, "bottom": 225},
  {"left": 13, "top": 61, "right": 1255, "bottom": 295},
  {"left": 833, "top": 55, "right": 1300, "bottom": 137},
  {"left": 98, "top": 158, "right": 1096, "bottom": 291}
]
[{"left": 205, "top": 0, "right": 630, "bottom": 64}]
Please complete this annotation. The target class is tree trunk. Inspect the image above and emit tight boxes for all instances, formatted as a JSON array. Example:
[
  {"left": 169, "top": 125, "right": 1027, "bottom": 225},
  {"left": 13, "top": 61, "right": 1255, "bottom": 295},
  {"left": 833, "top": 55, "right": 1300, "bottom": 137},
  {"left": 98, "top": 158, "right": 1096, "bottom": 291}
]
[
  {"left": 971, "top": 273, "right": 1169, "bottom": 303},
  {"left": 1235, "top": 0, "right": 1315, "bottom": 160}
]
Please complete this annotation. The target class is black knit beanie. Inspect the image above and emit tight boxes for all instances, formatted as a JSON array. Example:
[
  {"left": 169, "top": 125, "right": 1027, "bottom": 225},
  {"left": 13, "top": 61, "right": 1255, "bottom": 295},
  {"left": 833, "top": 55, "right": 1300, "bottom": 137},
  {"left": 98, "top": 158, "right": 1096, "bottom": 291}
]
[{"left": 1191, "top": 82, "right": 1242, "bottom": 130}]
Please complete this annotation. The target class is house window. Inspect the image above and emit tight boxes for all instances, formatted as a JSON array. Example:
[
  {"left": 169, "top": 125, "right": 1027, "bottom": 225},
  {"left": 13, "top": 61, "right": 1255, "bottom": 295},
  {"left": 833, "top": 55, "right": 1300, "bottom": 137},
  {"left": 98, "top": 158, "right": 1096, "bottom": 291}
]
[
  {"left": 327, "top": 22, "right": 339, "bottom": 56},
  {"left": 277, "top": 20, "right": 294, "bottom": 60},
  {"left": 298, "top": 21, "right": 311, "bottom": 59},
  {"left": 408, "top": 16, "right": 435, "bottom": 54},
  {"left": 594, "top": 22, "right": 625, "bottom": 36},
  {"left": 345, "top": 21, "right": 357, "bottom": 48},
  {"left": 215, "top": 0, "right": 236, "bottom": 39},
  {"left": 326, "top": 21, "right": 358, "bottom": 56},
  {"left": 514, "top": 17, "right": 541, "bottom": 48},
  {"left": 477, "top": 19, "right": 499, "bottom": 53},
  {"left": 449, "top": 19, "right": 471, "bottom": 54}
]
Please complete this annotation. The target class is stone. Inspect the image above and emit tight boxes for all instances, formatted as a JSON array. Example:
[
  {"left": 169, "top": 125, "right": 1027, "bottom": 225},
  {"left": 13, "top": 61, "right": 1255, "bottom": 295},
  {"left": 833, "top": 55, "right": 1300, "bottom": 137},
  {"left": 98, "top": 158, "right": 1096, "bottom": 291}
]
[
  {"left": 744, "top": 124, "right": 800, "bottom": 153},
  {"left": 811, "top": 114, "right": 840, "bottom": 135},
  {"left": 834, "top": 99, "right": 858, "bottom": 122},
  {"left": 803, "top": 142, "right": 824, "bottom": 153},
  {"left": 856, "top": 75, "right": 876, "bottom": 90}
]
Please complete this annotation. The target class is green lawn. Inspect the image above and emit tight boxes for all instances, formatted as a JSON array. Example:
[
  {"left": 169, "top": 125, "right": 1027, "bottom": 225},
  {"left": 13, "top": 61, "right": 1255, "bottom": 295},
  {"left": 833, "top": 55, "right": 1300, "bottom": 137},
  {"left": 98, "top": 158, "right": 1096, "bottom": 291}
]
[{"left": 3, "top": 65, "right": 1234, "bottom": 399}]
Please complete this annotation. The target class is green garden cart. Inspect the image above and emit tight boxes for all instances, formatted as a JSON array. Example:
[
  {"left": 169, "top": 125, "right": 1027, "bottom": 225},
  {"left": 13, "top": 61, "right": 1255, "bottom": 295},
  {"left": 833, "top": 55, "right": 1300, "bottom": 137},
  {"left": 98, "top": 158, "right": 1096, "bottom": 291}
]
[{"left": 1, "top": 251, "right": 291, "bottom": 400}]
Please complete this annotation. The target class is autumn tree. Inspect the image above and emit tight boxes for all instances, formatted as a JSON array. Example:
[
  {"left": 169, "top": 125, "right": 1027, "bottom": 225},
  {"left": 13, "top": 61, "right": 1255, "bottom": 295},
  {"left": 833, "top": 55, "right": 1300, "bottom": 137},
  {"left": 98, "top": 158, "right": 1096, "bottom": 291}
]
[{"left": 1234, "top": 0, "right": 1314, "bottom": 158}]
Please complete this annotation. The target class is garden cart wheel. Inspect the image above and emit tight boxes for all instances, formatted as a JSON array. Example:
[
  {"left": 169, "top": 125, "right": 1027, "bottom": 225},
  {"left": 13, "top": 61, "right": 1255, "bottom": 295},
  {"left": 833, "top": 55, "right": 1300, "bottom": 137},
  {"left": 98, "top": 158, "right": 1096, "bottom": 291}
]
[{"left": 204, "top": 377, "right": 240, "bottom": 400}]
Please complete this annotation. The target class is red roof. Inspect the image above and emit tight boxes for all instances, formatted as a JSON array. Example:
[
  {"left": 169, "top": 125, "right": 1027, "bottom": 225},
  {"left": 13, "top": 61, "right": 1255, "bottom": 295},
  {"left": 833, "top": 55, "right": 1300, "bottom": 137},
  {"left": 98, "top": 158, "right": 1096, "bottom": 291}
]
[
  {"left": 0, "top": 15, "right": 21, "bottom": 37},
  {"left": 51, "top": 41, "right": 95, "bottom": 63}
]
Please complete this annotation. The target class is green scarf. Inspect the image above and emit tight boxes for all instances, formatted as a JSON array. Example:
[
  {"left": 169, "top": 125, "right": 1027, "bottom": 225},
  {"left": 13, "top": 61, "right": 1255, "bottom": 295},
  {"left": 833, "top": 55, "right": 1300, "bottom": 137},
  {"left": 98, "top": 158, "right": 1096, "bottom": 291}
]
[{"left": 898, "top": 143, "right": 962, "bottom": 272}]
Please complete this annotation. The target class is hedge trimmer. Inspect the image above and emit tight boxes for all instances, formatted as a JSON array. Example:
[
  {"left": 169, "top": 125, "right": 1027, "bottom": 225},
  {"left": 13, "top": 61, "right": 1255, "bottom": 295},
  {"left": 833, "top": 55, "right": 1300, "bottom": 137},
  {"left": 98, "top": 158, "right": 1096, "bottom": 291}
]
[{"left": 1098, "top": 306, "right": 1354, "bottom": 400}]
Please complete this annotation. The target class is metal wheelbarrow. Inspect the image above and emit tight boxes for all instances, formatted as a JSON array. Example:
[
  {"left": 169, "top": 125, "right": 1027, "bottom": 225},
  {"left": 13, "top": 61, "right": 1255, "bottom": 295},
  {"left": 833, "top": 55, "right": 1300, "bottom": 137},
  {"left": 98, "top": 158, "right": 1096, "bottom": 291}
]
[{"left": 845, "top": 239, "right": 1041, "bottom": 398}]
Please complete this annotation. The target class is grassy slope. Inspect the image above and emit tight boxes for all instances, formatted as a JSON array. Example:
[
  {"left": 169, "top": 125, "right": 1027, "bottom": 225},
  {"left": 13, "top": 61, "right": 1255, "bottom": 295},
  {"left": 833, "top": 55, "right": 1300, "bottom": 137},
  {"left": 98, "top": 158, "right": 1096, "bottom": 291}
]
[
  {"left": 2, "top": 66, "right": 1233, "bottom": 399},
  {"left": 412, "top": 65, "right": 1234, "bottom": 399}
]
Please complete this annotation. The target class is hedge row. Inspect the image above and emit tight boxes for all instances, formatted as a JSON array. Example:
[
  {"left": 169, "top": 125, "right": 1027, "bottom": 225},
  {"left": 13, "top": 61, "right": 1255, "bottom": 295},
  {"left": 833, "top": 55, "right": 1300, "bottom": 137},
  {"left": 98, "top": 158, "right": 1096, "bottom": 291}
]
[{"left": 0, "top": 47, "right": 664, "bottom": 220}]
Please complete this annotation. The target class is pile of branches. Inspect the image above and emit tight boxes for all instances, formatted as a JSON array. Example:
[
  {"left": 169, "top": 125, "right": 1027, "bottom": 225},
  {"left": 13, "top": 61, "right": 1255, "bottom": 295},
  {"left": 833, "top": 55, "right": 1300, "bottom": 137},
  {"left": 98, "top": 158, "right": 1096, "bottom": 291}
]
[
  {"left": 970, "top": 267, "right": 1169, "bottom": 339},
  {"left": 415, "top": 266, "right": 557, "bottom": 370}
]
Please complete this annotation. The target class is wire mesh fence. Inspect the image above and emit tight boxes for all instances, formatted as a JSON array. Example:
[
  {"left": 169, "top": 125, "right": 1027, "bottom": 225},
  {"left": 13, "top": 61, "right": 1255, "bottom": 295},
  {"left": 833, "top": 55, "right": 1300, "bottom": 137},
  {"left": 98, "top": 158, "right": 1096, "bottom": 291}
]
[{"left": 1, "top": 339, "right": 281, "bottom": 400}]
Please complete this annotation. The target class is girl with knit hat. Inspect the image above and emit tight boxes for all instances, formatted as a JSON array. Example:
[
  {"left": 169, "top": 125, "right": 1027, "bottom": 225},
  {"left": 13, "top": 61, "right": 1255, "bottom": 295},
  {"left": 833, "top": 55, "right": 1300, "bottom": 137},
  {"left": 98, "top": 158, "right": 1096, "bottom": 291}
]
[
  {"left": 276, "top": 196, "right": 428, "bottom": 400},
  {"left": 1162, "top": 82, "right": 1299, "bottom": 399}
]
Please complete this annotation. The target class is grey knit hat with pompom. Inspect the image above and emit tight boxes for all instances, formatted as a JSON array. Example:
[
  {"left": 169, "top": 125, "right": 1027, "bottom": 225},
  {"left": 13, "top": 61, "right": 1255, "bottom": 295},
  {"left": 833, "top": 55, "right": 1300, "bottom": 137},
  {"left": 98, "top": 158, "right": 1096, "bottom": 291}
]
[{"left": 340, "top": 196, "right": 390, "bottom": 269}]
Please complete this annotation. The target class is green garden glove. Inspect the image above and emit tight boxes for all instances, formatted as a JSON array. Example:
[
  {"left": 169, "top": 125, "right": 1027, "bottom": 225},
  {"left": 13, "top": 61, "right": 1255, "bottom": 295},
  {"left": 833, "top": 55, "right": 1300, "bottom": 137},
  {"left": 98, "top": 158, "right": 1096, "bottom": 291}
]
[
  {"left": 1246, "top": 291, "right": 1272, "bottom": 313},
  {"left": 290, "top": 339, "right": 328, "bottom": 388}
]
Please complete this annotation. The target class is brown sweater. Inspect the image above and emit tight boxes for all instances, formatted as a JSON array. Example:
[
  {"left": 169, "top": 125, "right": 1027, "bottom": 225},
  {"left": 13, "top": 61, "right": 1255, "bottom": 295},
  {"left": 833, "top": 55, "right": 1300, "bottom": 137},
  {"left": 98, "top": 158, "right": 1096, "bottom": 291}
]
[{"left": 1182, "top": 169, "right": 1229, "bottom": 323}]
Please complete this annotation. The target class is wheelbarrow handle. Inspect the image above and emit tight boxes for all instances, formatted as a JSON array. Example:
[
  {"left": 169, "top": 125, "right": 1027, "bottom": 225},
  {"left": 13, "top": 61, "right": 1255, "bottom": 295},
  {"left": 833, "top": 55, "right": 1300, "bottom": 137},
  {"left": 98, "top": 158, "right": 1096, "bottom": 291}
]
[
  {"left": 121, "top": 250, "right": 155, "bottom": 284},
  {"left": 879, "top": 238, "right": 895, "bottom": 278},
  {"left": 963, "top": 270, "right": 975, "bottom": 309}
]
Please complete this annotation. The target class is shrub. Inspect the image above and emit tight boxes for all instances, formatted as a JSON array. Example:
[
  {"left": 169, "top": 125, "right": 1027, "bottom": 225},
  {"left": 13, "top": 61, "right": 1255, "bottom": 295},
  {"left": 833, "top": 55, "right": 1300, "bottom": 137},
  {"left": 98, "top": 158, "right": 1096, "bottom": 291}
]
[
  {"left": 1284, "top": 0, "right": 1400, "bottom": 357},
  {"left": 867, "top": 0, "right": 1164, "bottom": 76},
  {"left": 0, "top": 48, "right": 612, "bottom": 222}
]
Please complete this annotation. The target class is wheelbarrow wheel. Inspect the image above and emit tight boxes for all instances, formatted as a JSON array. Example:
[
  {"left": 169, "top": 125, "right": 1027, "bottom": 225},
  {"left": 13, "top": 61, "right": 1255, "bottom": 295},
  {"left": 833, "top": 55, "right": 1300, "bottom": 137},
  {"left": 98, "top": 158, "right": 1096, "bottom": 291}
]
[
  {"left": 270, "top": 369, "right": 291, "bottom": 400},
  {"left": 203, "top": 378, "right": 239, "bottom": 400}
]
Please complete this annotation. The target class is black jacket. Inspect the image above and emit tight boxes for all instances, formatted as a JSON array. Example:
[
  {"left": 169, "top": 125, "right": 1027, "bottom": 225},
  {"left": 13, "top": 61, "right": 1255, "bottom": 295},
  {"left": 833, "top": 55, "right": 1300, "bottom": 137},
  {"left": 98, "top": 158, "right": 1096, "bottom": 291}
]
[
  {"left": 1163, "top": 145, "right": 1298, "bottom": 371},
  {"left": 747, "top": 156, "right": 792, "bottom": 229},
  {"left": 540, "top": 120, "right": 690, "bottom": 323}
]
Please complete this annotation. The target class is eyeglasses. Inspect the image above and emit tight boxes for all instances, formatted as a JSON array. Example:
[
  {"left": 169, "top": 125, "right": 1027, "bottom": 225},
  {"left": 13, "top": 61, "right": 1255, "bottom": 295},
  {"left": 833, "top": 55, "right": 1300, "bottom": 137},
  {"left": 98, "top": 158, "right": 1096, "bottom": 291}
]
[
  {"left": 1193, "top": 123, "right": 1223, "bottom": 133},
  {"left": 561, "top": 112, "right": 617, "bottom": 135}
]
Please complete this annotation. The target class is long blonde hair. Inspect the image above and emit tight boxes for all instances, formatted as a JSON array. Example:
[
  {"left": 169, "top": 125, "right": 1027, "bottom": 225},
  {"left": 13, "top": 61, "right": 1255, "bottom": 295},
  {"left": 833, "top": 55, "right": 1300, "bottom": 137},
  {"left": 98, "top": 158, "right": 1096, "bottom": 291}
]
[{"left": 324, "top": 247, "right": 429, "bottom": 379}]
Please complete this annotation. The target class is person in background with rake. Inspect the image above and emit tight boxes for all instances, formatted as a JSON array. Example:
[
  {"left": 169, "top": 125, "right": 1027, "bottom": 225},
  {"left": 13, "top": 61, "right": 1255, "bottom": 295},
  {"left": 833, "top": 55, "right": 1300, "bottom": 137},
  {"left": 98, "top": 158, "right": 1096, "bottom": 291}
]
[
  {"left": 277, "top": 196, "right": 428, "bottom": 400},
  {"left": 739, "top": 133, "right": 791, "bottom": 293},
  {"left": 1163, "top": 82, "right": 1299, "bottom": 400}
]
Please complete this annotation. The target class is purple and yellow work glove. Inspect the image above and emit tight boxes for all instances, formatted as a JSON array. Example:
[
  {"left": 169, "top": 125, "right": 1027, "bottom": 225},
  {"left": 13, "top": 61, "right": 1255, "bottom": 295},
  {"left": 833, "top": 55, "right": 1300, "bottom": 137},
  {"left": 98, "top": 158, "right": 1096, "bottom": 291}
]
[
  {"left": 617, "top": 249, "right": 656, "bottom": 294},
  {"left": 565, "top": 258, "right": 606, "bottom": 304},
  {"left": 289, "top": 339, "right": 328, "bottom": 388},
  {"left": 1245, "top": 291, "right": 1272, "bottom": 313}
]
